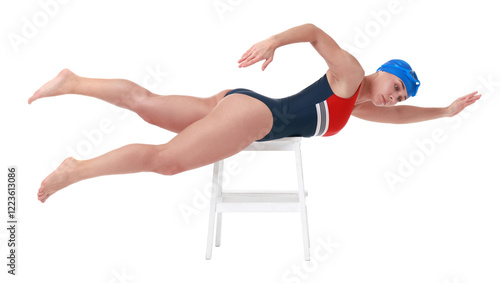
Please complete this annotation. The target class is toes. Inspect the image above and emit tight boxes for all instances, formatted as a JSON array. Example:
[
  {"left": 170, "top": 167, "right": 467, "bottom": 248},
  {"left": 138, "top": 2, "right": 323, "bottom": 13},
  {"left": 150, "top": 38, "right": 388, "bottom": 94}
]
[
  {"left": 37, "top": 185, "right": 48, "bottom": 201},
  {"left": 42, "top": 193, "right": 51, "bottom": 203},
  {"left": 38, "top": 185, "right": 45, "bottom": 196},
  {"left": 39, "top": 192, "right": 48, "bottom": 203},
  {"left": 28, "top": 90, "right": 41, "bottom": 104}
]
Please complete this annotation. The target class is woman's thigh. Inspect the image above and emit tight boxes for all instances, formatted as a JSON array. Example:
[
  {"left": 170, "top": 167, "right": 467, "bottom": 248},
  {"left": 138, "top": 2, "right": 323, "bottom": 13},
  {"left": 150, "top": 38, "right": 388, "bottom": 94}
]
[
  {"left": 153, "top": 93, "right": 273, "bottom": 174},
  {"left": 135, "top": 89, "right": 231, "bottom": 133}
]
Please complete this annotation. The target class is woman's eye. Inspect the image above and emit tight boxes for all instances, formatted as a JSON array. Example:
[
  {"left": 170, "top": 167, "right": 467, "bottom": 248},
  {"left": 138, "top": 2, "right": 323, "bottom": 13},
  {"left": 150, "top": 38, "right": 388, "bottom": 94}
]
[
  {"left": 397, "top": 96, "right": 402, "bottom": 102},
  {"left": 395, "top": 84, "right": 399, "bottom": 91}
]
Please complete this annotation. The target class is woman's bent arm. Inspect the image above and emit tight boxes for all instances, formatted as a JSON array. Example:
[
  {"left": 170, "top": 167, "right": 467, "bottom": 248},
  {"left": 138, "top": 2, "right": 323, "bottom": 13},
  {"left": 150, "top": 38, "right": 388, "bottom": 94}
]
[
  {"left": 238, "top": 23, "right": 320, "bottom": 70},
  {"left": 238, "top": 24, "right": 362, "bottom": 72},
  {"left": 272, "top": 23, "right": 363, "bottom": 79},
  {"left": 271, "top": 23, "right": 319, "bottom": 48},
  {"left": 238, "top": 23, "right": 364, "bottom": 96},
  {"left": 271, "top": 23, "right": 346, "bottom": 69}
]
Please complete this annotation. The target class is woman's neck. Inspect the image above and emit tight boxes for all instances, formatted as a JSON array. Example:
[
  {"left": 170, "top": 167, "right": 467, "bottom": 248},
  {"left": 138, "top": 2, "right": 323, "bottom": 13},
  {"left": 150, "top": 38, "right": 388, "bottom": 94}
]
[{"left": 355, "top": 74, "right": 375, "bottom": 105}]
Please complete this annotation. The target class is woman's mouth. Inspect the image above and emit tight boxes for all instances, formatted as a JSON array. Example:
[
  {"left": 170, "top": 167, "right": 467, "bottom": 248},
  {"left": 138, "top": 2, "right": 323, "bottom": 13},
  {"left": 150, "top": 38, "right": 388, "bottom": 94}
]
[{"left": 382, "top": 95, "right": 386, "bottom": 105}]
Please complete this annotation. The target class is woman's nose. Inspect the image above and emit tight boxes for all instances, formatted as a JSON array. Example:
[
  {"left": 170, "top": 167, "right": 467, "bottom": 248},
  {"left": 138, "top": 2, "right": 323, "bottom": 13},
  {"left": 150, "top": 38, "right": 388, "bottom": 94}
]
[{"left": 388, "top": 94, "right": 398, "bottom": 105}]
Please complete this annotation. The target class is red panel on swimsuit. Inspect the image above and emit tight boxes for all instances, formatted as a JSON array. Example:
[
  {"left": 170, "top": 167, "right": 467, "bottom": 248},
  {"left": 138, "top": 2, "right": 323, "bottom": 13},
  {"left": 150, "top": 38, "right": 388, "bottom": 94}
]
[{"left": 323, "top": 84, "right": 362, "bottom": 136}]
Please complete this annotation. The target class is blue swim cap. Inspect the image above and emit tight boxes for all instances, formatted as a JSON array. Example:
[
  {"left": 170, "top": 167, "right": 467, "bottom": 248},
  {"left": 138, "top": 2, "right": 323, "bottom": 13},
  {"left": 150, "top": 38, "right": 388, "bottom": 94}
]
[{"left": 377, "top": 59, "right": 420, "bottom": 98}]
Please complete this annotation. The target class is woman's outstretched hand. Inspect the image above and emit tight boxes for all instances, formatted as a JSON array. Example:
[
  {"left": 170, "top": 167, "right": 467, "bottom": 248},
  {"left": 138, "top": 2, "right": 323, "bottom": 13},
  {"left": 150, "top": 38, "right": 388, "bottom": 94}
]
[
  {"left": 446, "top": 91, "right": 482, "bottom": 117},
  {"left": 238, "top": 37, "right": 277, "bottom": 71}
]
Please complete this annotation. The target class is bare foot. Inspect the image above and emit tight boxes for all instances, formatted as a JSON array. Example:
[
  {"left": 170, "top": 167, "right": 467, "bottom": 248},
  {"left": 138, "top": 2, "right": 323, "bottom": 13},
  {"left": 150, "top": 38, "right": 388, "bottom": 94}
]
[
  {"left": 28, "top": 69, "right": 77, "bottom": 104},
  {"left": 37, "top": 157, "right": 79, "bottom": 203}
]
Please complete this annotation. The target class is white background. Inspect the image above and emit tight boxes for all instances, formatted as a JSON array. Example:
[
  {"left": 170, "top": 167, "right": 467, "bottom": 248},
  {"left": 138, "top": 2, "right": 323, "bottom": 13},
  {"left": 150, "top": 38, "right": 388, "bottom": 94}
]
[{"left": 1, "top": 0, "right": 499, "bottom": 282}]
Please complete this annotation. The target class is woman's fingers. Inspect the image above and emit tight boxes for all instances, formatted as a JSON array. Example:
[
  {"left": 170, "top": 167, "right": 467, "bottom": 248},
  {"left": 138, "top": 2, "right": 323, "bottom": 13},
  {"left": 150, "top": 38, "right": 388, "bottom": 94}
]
[
  {"left": 261, "top": 56, "right": 273, "bottom": 71},
  {"left": 240, "top": 46, "right": 254, "bottom": 61},
  {"left": 238, "top": 47, "right": 253, "bottom": 63},
  {"left": 459, "top": 91, "right": 480, "bottom": 102},
  {"left": 238, "top": 45, "right": 258, "bottom": 64},
  {"left": 237, "top": 39, "right": 276, "bottom": 69},
  {"left": 447, "top": 91, "right": 482, "bottom": 117},
  {"left": 467, "top": 91, "right": 479, "bottom": 98},
  {"left": 460, "top": 92, "right": 474, "bottom": 100},
  {"left": 469, "top": 94, "right": 481, "bottom": 101},
  {"left": 466, "top": 93, "right": 482, "bottom": 103},
  {"left": 240, "top": 55, "right": 262, "bottom": 68},
  {"left": 238, "top": 55, "right": 256, "bottom": 68},
  {"left": 459, "top": 92, "right": 481, "bottom": 110},
  {"left": 239, "top": 54, "right": 254, "bottom": 68},
  {"left": 468, "top": 95, "right": 482, "bottom": 104}
]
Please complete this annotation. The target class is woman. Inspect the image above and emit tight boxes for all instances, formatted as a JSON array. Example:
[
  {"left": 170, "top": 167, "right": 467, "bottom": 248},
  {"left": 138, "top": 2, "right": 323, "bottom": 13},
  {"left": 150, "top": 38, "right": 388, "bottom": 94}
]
[{"left": 31, "top": 23, "right": 480, "bottom": 203}]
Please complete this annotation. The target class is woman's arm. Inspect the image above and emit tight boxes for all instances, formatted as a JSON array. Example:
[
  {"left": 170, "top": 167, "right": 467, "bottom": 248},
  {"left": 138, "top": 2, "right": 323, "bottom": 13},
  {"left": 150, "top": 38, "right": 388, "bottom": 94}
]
[
  {"left": 238, "top": 24, "right": 363, "bottom": 74},
  {"left": 352, "top": 103, "right": 448, "bottom": 124},
  {"left": 273, "top": 24, "right": 364, "bottom": 75},
  {"left": 238, "top": 23, "right": 364, "bottom": 95},
  {"left": 352, "top": 91, "right": 481, "bottom": 124},
  {"left": 270, "top": 23, "right": 319, "bottom": 49},
  {"left": 238, "top": 24, "right": 318, "bottom": 69}
]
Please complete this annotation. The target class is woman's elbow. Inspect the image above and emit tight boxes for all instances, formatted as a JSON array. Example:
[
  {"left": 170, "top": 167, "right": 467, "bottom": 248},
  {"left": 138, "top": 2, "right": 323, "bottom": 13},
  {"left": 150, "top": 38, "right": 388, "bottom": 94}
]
[
  {"left": 304, "top": 23, "right": 317, "bottom": 29},
  {"left": 304, "top": 23, "right": 320, "bottom": 42}
]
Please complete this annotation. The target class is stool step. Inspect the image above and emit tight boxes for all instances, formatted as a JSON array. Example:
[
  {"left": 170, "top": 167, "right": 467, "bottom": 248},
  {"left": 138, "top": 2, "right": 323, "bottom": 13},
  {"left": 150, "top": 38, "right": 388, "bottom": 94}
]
[
  {"left": 221, "top": 190, "right": 308, "bottom": 198},
  {"left": 217, "top": 202, "right": 300, "bottom": 212},
  {"left": 216, "top": 190, "right": 308, "bottom": 212}
]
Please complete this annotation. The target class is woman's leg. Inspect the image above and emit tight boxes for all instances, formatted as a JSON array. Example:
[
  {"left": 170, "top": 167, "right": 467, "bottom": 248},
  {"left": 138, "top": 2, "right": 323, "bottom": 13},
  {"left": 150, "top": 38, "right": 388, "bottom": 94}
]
[
  {"left": 28, "top": 69, "right": 230, "bottom": 133},
  {"left": 37, "top": 93, "right": 273, "bottom": 203}
]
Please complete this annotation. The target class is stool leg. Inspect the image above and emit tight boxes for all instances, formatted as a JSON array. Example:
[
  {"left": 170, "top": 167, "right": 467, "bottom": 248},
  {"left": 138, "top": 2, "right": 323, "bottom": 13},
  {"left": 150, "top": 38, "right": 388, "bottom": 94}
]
[
  {"left": 215, "top": 213, "right": 222, "bottom": 247},
  {"left": 215, "top": 160, "right": 224, "bottom": 247},
  {"left": 206, "top": 160, "right": 223, "bottom": 260},
  {"left": 295, "top": 143, "right": 311, "bottom": 261}
]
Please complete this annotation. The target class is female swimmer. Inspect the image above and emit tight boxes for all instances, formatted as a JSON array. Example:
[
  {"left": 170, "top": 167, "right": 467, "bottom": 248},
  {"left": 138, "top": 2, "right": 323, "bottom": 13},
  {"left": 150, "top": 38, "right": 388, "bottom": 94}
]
[{"left": 30, "top": 24, "right": 481, "bottom": 203}]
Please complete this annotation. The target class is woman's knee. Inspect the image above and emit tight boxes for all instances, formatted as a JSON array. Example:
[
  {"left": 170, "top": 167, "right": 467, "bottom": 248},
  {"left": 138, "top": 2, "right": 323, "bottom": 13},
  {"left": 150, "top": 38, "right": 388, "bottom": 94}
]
[
  {"left": 150, "top": 149, "right": 185, "bottom": 176},
  {"left": 123, "top": 82, "right": 155, "bottom": 111},
  {"left": 152, "top": 165, "right": 183, "bottom": 176}
]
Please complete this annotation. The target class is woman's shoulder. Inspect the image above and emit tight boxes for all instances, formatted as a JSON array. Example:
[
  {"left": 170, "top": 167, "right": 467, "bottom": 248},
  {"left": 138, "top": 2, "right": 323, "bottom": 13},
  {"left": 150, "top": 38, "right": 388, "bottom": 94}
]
[{"left": 326, "top": 50, "right": 364, "bottom": 99}]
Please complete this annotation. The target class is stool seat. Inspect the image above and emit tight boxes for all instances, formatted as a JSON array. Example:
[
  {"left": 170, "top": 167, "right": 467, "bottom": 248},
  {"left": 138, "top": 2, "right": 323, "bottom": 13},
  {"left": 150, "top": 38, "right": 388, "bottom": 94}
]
[{"left": 205, "top": 137, "right": 311, "bottom": 260}]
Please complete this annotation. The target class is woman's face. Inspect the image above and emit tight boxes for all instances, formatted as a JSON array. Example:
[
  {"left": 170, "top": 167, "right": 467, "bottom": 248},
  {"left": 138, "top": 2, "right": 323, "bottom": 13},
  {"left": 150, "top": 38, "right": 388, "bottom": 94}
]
[{"left": 372, "top": 71, "right": 408, "bottom": 106}]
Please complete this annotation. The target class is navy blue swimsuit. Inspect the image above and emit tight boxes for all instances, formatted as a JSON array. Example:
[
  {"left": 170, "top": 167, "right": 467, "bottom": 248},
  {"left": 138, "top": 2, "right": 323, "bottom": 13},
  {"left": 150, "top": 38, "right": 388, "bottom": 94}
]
[{"left": 224, "top": 74, "right": 361, "bottom": 142}]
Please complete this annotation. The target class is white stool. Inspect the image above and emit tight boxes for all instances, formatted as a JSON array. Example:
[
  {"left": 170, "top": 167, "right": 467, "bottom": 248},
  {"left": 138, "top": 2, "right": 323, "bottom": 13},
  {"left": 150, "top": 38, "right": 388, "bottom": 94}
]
[{"left": 205, "top": 137, "right": 311, "bottom": 260}]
